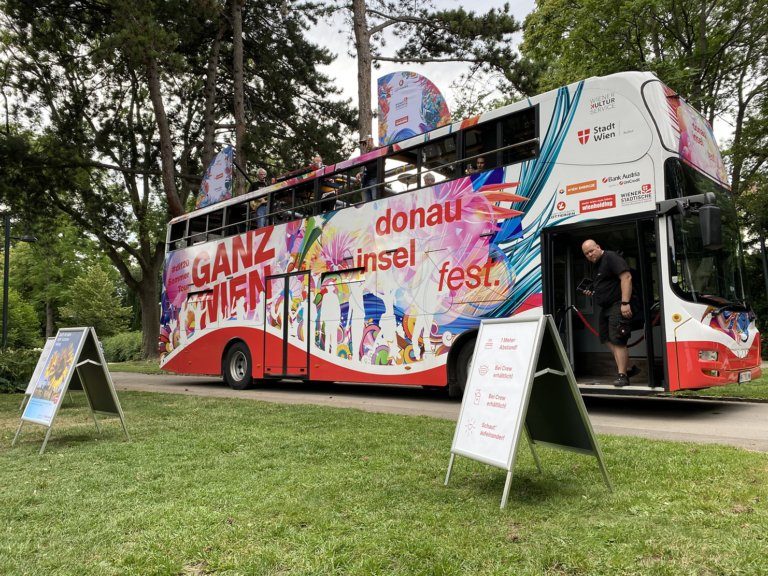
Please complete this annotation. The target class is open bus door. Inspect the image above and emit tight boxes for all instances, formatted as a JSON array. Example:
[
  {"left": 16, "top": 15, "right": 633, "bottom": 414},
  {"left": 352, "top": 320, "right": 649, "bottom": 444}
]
[
  {"left": 264, "top": 272, "right": 310, "bottom": 378},
  {"left": 542, "top": 218, "right": 665, "bottom": 391}
]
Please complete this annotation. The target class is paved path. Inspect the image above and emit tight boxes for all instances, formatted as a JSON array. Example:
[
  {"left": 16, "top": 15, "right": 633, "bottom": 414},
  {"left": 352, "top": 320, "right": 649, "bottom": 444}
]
[{"left": 111, "top": 373, "right": 768, "bottom": 452}]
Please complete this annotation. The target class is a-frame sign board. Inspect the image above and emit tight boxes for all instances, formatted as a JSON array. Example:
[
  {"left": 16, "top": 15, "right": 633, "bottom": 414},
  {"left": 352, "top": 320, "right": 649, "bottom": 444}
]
[
  {"left": 445, "top": 315, "right": 611, "bottom": 508},
  {"left": 12, "top": 327, "right": 129, "bottom": 455},
  {"left": 20, "top": 337, "right": 56, "bottom": 410}
]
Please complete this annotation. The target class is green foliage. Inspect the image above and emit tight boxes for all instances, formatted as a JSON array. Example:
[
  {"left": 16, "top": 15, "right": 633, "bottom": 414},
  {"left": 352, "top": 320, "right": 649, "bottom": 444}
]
[
  {"left": 1, "top": 0, "right": 357, "bottom": 359},
  {"left": 2, "top": 289, "right": 41, "bottom": 349},
  {"left": 59, "top": 266, "right": 131, "bottom": 338},
  {"left": 0, "top": 348, "right": 40, "bottom": 393},
  {"left": 102, "top": 331, "right": 144, "bottom": 362}
]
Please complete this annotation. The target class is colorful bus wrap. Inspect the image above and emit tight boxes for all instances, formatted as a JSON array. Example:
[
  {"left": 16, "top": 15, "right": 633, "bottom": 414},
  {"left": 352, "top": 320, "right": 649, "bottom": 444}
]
[{"left": 159, "top": 71, "right": 760, "bottom": 394}]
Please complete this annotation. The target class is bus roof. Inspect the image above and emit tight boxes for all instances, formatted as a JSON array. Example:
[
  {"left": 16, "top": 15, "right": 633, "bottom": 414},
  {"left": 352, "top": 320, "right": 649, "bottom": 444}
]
[{"left": 172, "top": 70, "right": 714, "bottom": 225}]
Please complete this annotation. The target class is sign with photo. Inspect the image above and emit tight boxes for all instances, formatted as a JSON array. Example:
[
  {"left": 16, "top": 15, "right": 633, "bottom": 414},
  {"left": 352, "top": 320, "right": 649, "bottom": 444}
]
[
  {"left": 24, "top": 337, "right": 56, "bottom": 396},
  {"left": 13, "top": 327, "right": 129, "bottom": 455},
  {"left": 22, "top": 329, "right": 87, "bottom": 426}
]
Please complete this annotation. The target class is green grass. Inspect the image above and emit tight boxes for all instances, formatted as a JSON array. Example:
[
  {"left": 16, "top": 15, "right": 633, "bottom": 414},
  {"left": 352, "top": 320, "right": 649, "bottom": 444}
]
[
  {"left": 2, "top": 393, "right": 767, "bottom": 575},
  {"left": 674, "top": 372, "right": 768, "bottom": 401},
  {"left": 108, "top": 360, "right": 164, "bottom": 375}
]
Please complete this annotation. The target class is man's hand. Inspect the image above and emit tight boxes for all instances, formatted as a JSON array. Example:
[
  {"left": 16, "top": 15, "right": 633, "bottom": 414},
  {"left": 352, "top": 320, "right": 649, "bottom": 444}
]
[{"left": 620, "top": 303, "right": 632, "bottom": 318}]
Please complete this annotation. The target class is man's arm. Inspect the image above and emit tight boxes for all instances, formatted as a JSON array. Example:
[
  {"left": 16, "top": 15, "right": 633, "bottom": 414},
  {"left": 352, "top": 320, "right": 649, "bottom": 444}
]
[{"left": 619, "top": 271, "right": 633, "bottom": 318}]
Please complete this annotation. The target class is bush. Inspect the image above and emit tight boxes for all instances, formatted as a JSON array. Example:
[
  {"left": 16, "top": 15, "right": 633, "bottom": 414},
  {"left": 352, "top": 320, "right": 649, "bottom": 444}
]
[
  {"left": 102, "top": 331, "right": 143, "bottom": 362},
  {"left": 0, "top": 348, "right": 41, "bottom": 393}
]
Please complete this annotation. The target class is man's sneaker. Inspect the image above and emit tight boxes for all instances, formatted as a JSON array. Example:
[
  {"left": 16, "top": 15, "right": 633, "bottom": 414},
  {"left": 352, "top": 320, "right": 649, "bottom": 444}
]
[
  {"left": 614, "top": 373, "right": 630, "bottom": 387},
  {"left": 627, "top": 365, "right": 641, "bottom": 378}
]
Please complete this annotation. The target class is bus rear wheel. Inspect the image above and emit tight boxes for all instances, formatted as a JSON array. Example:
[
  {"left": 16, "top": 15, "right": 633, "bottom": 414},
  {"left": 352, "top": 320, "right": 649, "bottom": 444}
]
[
  {"left": 449, "top": 338, "right": 475, "bottom": 399},
  {"left": 223, "top": 342, "right": 253, "bottom": 390}
]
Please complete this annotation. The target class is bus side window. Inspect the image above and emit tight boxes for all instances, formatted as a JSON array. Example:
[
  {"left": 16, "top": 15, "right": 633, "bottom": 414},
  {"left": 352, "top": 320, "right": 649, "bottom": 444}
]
[
  {"left": 463, "top": 121, "right": 498, "bottom": 173},
  {"left": 188, "top": 214, "right": 207, "bottom": 245},
  {"left": 421, "top": 135, "right": 458, "bottom": 181},
  {"left": 501, "top": 107, "right": 538, "bottom": 165},
  {"left": 169, "top": 221, "right": 187, "bottom": 251},
  {"left": 384, "top": 151, "right": 418, "bottom": 195},
  {"left": 207, "top": 209, "right": 224, "bottom": 242},
  {"left": 225, "top": 201, "right": 248, "bottom": 236}
]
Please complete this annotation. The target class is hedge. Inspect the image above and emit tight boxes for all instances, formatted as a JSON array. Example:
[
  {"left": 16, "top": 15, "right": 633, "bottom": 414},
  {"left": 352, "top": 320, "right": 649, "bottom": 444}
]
[
  {"left": 102, "top": 331, "right": 143, "bottom": 362},
  {"left": 0, "top": 348, "right": 40, "bottom": 393}
]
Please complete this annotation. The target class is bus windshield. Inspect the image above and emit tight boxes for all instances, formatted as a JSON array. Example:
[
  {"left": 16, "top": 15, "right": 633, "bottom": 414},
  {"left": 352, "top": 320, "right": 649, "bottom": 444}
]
[{"left": 665, "top": 159, "right": 745, "bottom": 306}]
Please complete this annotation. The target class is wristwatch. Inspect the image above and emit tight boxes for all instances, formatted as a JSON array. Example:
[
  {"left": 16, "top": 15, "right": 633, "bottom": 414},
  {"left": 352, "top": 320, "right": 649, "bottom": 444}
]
[{"left": 621, "top": 301, "right": 630, "bottom": 305}]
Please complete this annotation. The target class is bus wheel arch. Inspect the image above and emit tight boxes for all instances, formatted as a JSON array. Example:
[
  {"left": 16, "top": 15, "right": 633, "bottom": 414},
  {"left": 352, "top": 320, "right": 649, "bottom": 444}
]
[
  {"left": 222, "top": 339, "right": 253, "bottom": 390},
  {"left": 447, "top": 331, "right": 477, "bottom": 399}
]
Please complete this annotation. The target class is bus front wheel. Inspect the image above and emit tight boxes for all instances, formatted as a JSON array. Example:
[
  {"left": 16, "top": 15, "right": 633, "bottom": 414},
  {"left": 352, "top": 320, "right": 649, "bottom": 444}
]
[
  {"left": 449, "top": 338, "right": 475, "bottom": 399},
  {"left": 223, "top": 342, "right": 253, "bottom": 390}
]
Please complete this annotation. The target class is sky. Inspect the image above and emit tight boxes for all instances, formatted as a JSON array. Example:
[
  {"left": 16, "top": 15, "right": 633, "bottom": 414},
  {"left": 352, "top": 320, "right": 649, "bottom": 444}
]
[
  {"left": 308, "top": 0, "right": 536, "bottom": 137},
  {"left": 308, "top": 1, "right": 733, "bottom": 145}
]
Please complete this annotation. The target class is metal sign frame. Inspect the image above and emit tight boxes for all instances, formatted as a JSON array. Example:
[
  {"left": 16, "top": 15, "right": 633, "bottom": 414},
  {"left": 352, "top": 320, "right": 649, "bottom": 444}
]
[
  {"left": 12, "top": 327, "right": 129, "bottom": 455},
  {"left": 445, "top": 315, "right": 611, "bottom": 508}
]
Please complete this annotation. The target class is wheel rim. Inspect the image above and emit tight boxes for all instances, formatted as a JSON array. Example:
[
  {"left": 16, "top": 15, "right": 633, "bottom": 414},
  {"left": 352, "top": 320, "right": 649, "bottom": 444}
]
[{"left": 230, "top": 350, "right": 247, "bottom": 381}]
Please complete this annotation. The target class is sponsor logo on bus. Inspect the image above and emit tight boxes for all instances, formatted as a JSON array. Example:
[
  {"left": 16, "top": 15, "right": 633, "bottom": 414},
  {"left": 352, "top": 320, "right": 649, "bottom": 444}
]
[
  {"left": 578, "top": 122, "right": 618, "bottom": 144},
  {"left": 620, "top": 183, "right": 653, "bottom": 206},
  {"left": 555, "top": 200, "right": 575, "bottom": 217},
  {"left": 565, "top": 180, "right": 597, "bottom": 195},
  {"left": 579, "top": 194, "right": 615, "bottom": 213},
  {"left": 590, "top": 92, "right": 616, "bottom": 114},
  {"left": 602, "top": 171, "right": 640, "bottom": 187}
]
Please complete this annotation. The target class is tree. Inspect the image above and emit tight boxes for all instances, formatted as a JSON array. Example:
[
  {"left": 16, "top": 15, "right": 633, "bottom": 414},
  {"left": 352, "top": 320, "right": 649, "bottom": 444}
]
[
  {"left": 1, "top": 0, "right": 355, "bottom": 357},
  {"left": 3, "top": 288, "right": 40, "bottom": 348},
  {"left": 9, "top": 217, "right": 94, "bottom": 337},
  {"left": 60, "top": 265, "right": 132, "bottom": 337},
  {"left": 331, "top": 0, "right": 525, "bottom": 142}
]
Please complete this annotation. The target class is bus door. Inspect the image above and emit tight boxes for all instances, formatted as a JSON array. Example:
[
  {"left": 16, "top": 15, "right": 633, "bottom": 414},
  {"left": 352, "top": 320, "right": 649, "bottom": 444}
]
[
  {"left": 264, "top": 272, "right": 310, "bottom": 378},
  {"left": 542, "top": 218, "right": 663, "bottom": 389}
]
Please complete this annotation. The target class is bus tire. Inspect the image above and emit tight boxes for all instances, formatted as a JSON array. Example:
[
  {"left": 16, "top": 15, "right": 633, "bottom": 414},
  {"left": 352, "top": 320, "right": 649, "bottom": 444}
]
[
  {"left": 449, "top": 338, "right": 475, "bottom": 399},
  {"left": 223, "top": 342, "right": 253, "bottom": 390}
]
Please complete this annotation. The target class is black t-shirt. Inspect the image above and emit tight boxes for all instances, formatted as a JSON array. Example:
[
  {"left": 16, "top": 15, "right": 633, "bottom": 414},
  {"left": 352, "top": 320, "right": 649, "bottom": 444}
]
[{"left": 593, "top": 250, "right": 630, "bottom": 308}]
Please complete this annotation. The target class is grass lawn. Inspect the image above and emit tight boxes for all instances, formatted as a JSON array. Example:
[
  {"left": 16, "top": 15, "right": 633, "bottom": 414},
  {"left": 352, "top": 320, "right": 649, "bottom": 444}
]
[
  {"left": 1, "top": 392, "right": 767, "bottom": 575},
  {"left": 108, "top": 360, "right": 164, "bottom": 375},
  {"left": 674, "top": 372, "right": 768, "bottom": 401}
]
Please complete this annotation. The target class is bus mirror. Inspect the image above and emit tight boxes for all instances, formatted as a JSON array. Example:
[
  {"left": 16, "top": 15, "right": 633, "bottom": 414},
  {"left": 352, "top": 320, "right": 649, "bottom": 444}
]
[{"left": 699, "top": 204, "right": 722, "bottom": 250}]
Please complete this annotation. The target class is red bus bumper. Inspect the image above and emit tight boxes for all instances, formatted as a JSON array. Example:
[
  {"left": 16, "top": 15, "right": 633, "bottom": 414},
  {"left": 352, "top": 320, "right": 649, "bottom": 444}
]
[{"left": 667, "top": 336, "right": 762, "bottom": 391}]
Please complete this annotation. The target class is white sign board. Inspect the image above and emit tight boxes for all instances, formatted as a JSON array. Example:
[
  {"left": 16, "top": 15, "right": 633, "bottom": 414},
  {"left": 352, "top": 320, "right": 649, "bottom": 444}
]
[
  {"left": 450, "top": 318, "right": 541, "bottom": 469},
  {"left": 445, "top": 315, "right": 611, "bottom": 508},
  {"left": 24, "top": 337, "right": 56, "bottom": 396}
]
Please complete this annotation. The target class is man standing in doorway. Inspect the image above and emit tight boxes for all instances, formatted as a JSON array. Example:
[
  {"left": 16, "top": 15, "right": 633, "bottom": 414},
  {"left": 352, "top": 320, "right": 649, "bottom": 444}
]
[{"left": 581, "top": 239, "right": 638, "bottom": 387}]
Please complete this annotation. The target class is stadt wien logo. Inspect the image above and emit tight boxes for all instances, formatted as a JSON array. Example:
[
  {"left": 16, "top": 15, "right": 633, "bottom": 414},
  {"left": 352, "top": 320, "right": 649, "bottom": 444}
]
[{"left": 577, "top": 129, "right": 591, "bottom": 144}]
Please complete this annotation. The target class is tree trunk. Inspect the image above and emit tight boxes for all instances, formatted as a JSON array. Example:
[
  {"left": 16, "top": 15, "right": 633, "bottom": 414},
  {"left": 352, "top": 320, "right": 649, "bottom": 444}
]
[
  {"left": 232, "top": 0, "right": 247, "bottom": 195},
  {"left": 138, "top": 267, "right": 161, "bottom": 359},
  {"left": 202, "top": 23, "right": 225, "bottom": 171},
  {"left": 352, "top": 0, "right": 373, "bottom": 144},
  {"left": 146, "top": 57, "right": 184, "bottom": 217},
  {"left": 45, "top": 300, "right": 54, "bottom": 337}
]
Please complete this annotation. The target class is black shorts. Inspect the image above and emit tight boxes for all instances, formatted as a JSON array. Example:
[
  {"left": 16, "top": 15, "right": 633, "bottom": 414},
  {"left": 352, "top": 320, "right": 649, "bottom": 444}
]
[{"left": 599, "top": 302, "right": 632, "bottom": 345}]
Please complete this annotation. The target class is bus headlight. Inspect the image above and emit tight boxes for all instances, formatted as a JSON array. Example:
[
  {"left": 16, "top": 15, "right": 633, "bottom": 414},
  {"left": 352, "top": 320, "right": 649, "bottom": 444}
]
[{"left": 699, "top": 350, "right": 718, "bottom": 362}]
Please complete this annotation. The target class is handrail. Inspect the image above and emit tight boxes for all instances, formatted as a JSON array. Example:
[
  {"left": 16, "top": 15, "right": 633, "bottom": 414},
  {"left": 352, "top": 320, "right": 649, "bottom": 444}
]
[{"left": 172, "top": 136, "right": 540, "bottom": 245}]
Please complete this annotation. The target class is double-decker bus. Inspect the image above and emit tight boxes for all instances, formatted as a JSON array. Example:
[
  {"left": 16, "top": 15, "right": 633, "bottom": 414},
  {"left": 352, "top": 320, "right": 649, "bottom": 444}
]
[{"left": 159, "top": 71, "right": 761, "bottom": 395}]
